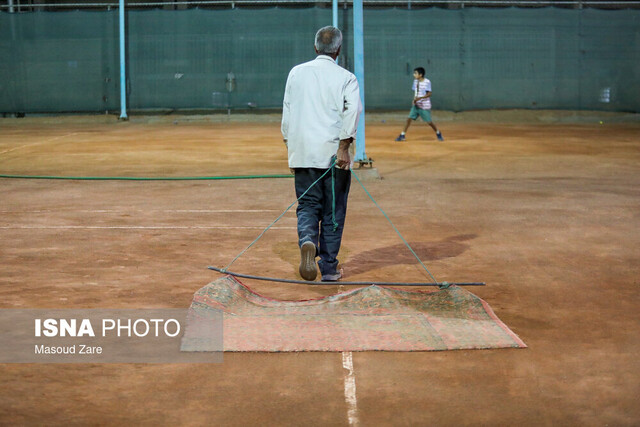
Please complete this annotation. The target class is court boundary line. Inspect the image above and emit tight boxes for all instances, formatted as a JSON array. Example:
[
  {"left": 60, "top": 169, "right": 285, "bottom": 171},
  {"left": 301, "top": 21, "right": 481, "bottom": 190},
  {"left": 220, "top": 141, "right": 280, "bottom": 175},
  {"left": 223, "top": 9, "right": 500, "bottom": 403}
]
[
  {"left": 0, "top": 225, "right": 296, "bottom": 230},
  {"left": 0, "top": 132, "right": 80, "bottom": 156}
]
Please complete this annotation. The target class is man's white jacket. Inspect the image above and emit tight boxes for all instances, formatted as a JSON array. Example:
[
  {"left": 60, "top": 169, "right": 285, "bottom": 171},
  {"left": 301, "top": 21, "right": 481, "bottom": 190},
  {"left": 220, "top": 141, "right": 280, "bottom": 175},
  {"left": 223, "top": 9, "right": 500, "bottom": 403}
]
[{"left": 282, "top": 55, "right": 362, "bottom": 169}]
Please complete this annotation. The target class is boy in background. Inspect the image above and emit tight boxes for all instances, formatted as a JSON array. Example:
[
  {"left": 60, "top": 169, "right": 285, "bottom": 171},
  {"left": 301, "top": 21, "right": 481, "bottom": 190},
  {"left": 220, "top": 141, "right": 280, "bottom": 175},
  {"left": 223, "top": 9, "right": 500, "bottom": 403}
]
[{"left": 395, "top": 67, "right": 443, "bottom": 142}]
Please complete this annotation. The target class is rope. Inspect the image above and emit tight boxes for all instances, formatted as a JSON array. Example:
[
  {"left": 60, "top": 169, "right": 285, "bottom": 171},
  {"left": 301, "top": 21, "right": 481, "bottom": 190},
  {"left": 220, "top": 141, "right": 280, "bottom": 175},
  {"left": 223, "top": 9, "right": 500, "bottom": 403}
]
[
  {"left": 222, "top": 158, "right": 338, "bottom": 272},
  {"left": 351, "top": 171, "right": 439, "bottom": 284},
  {"left": 0, "top": 174, "right": 293, "bottom": 181},
  {"left": 220, "top": 158, "right": 439, "bottom": 285},
  {"left": 331, "top": 157, "right": 339, "bottom": 231}
]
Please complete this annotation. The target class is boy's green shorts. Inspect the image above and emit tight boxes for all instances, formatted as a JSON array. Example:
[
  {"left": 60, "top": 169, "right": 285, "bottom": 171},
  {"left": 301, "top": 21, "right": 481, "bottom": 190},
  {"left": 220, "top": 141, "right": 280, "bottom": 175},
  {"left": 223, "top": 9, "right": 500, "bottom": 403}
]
[{"left": 408, "top": 105, "right": 432, "bottom": 122}]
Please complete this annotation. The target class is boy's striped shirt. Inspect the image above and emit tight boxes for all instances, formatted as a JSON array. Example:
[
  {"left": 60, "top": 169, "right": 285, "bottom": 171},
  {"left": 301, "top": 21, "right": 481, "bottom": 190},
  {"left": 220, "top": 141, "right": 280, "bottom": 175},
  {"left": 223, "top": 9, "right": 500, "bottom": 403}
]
[{"left": 412, "top": 78, "right": 432, "bottom": 110}]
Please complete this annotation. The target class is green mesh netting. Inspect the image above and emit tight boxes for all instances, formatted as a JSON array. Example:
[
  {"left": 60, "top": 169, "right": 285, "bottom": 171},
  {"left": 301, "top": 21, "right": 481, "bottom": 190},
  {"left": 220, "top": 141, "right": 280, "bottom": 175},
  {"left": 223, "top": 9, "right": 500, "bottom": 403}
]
[{"left": 0, "top": 7, "right": 638, "bottom": 113}]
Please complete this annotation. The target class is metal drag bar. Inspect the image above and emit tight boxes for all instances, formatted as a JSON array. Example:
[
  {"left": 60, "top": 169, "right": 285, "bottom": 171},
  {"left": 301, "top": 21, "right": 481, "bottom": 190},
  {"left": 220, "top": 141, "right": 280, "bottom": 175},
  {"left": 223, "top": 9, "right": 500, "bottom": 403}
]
[{"left": 208, "top": 266, "right": 485, "bottom": 287}]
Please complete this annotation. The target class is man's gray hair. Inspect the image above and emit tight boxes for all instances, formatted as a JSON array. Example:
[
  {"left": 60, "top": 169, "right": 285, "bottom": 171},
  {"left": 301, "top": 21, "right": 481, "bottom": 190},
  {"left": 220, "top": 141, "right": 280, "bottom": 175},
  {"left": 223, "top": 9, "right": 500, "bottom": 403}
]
[{"left": 315, "top": 26, "right": 342, "bottom": 55}]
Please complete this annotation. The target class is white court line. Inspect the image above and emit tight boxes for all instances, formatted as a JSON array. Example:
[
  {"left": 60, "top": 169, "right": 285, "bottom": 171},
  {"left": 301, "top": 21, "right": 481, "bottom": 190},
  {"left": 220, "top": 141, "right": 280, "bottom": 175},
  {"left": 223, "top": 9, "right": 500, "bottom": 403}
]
[
  {"left": 0, "top": 209, "right": 285, "bottom": 214},
  {"left": 0, "top": 132, "right": 80, "bottom": 156},
  {"left": 338, "top": 283, "right": 359, "bottom": 426},
  {"left": 342, "top": 352, "right": 360, "bottom": 426},
  {"left": 0, "top": 226, "right": 295, "bottom": 230},
  {"left": 163, "top": 210, "right": 282, "bottom": 213}
]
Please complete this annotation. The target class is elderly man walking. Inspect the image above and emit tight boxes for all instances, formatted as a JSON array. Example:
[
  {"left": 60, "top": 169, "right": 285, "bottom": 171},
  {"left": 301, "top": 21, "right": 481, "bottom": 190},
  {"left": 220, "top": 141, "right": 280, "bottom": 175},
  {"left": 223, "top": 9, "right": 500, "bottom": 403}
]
[{"left": 281, "top": 26, "right": 362, "bottom": 282}]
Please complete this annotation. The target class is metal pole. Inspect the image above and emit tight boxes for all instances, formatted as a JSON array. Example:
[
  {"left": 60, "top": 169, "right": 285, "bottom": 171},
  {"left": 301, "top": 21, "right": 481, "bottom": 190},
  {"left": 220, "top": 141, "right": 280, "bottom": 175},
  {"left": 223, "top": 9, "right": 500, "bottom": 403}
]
[
  {"left": 353, "top": 0, "right": 366, "bottom": 162},
  {"left": 332, "top": 0, "right": 338, "bottom": 28},
  {"left": 118, "top": 0, "right": 128, "bottom": 120},
  {"left": 8, "top": 0, "right": 15, "bottom": 13}
]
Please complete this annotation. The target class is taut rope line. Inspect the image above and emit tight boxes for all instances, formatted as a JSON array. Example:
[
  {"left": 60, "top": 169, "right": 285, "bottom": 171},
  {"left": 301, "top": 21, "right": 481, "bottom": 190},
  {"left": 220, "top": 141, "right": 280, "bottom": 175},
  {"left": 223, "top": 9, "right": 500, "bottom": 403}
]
[{"left": 217, "top": 160, "right": 450, "bottom": 285}]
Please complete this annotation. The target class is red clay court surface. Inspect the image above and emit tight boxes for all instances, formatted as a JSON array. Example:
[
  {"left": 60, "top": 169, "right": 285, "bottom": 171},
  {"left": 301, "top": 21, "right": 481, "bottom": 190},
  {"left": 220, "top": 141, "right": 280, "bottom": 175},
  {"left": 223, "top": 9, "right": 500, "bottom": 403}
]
[{"left": 1, "top": 111, "right": 639, "bottom": 425}]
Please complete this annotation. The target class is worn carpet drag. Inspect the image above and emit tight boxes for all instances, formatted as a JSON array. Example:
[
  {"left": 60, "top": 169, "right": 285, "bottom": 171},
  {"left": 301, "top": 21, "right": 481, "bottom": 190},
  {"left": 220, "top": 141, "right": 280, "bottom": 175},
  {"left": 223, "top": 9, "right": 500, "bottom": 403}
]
[{"left": 182, "top": 276, "right": 526, "bottom": 352}]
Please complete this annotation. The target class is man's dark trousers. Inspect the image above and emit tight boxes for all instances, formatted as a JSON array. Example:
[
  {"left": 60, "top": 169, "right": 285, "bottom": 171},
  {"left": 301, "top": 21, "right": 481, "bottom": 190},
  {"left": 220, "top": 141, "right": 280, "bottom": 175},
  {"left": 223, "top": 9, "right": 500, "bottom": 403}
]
[{"left": 294, "top": 167, "right": 351, "bottom": 277}]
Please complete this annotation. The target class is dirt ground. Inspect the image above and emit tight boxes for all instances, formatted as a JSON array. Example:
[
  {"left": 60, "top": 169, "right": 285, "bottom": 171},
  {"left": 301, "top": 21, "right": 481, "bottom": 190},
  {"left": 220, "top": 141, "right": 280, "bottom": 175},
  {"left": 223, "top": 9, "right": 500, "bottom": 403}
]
[{"left": 1, "top": 111, "right": 639, "bottom": 426}]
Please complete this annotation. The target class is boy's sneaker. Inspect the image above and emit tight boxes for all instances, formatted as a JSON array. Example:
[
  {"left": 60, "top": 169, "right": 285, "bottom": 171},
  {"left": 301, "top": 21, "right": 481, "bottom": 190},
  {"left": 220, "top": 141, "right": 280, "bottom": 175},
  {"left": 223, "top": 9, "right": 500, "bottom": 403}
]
[
  {"left": 437, "top": 131, "right": 444, "bottom": 141},
  {"left": 395, "top": 134, "right": 406, "bottom": 142},
  {"left": 299, "top": 241, "right": 318, "bottom": 281}
]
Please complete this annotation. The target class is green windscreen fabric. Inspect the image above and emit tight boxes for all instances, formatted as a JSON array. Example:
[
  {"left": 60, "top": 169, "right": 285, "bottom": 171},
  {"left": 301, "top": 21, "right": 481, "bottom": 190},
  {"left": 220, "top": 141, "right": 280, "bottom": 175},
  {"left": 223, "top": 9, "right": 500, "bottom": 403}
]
[
  {"left": 0, "top": 10, "right": 120, "bottom": 113},
  {"left": 126, "top": 8, "right": 331, "bottom": 110},
  {"left": 0, "top": 7, "right": 638, "bottom": 113},
  {"left": 362, "top": 7, "right": 639, "bottom": 111}
]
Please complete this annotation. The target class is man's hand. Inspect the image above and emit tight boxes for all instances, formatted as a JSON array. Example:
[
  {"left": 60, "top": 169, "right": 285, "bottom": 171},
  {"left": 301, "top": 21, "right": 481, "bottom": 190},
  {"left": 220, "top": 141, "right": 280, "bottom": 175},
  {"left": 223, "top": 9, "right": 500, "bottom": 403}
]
[{"left": 336, "top": 138, "right": 352, "bottom": 169}]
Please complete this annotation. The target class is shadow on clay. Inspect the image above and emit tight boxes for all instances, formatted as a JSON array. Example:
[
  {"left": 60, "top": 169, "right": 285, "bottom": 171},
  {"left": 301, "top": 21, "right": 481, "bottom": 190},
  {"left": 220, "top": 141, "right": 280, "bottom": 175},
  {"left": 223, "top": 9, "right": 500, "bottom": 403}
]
[{"left": 342, "top": 234, "right": 477, "bottom": 276}]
